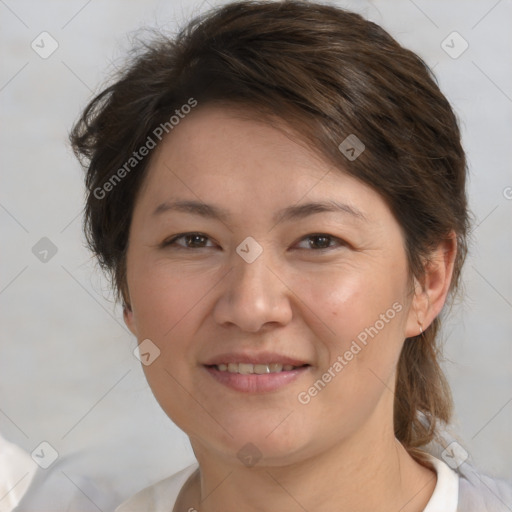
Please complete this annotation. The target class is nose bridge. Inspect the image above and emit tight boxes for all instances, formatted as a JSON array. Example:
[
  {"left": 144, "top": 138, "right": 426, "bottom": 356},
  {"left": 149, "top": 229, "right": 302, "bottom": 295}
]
[
  {"left": 213, "top": 240, "right": 292, "bottom": 331},
  {"left": 233, "top": 245, "right": 273, "bottom": 297}
]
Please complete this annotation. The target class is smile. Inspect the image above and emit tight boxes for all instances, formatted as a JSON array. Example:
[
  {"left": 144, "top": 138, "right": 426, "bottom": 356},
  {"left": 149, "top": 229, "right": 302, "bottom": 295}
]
[
  {"left": 204, "top": 363, "right": 311, "bottom": 393},
  {"left": 213, "top": 363, "right": 306, "bottom": 374}
]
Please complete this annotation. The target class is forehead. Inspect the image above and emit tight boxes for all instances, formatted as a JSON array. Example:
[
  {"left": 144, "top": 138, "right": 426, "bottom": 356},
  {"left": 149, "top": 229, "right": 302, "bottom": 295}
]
[
  {"left": 159, "top": 104, "right": 330, "bottom": 175},
  {"left": 134, "top": 104, "right": 388, "bottom": 225}
]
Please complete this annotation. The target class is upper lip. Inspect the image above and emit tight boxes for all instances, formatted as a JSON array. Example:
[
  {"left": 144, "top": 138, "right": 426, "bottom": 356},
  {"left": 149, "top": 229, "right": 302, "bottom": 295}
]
[{"left": 203, "top": 352, "right": 310, "bottom": 366}]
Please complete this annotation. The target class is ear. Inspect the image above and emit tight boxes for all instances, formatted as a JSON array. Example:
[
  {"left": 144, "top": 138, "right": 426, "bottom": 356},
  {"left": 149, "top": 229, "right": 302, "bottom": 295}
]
[
  {"left": 122, "top": 300, "right": 139, "bottom": 338},
  {"left": 405, "top": 231, "right": 457, "bottom": 337}
]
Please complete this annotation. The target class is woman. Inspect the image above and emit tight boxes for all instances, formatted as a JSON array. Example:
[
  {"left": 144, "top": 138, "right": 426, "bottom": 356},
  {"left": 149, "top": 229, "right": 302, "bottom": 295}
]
[{"left": 69, "top": 1, "right": 512, "bottom": 510}]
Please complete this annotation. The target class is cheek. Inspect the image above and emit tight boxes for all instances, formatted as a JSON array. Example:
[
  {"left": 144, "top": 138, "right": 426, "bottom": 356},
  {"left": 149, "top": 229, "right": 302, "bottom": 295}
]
[
  {"left": 130, "top": 263, "right": 214, "bottom": 433},
  {"left": 295, "top": 279, "right": 407, "bottom": 441},
  {"left": 129, "top": 258, "right": 216, "bottom": 339},
  {"left": 309, "top": 263, "right": 405, "bottom": 336},
  {"left": 128, "top": 260, "right": 214, "bottom": 407},
  {"left": 141, "top": 357, "right": 207, "bottom": 440},
  {"left": 305, "top": 263, "right": 408, "bottom": 387}
]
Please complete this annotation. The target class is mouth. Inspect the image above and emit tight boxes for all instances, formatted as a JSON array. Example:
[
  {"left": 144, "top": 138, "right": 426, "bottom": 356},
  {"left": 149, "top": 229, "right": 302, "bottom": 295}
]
[
  {"left": 202, "top": 354, "right": 311, "bottom": 393},
  {"left": 208, "top": 362, "right": 309, "bottom": 374}
]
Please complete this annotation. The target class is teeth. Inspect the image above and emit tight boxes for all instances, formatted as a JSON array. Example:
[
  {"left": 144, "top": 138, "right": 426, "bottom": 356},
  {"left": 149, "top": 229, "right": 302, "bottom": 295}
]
[
  {"left": 214, "top": 363, "right": 302, "bottom": 374},
  {"left": 254, "top": 364, "right": 270, "bottom": 374},
  {"left": 238, "top": 363, "right": 253, "bottom": 375}
]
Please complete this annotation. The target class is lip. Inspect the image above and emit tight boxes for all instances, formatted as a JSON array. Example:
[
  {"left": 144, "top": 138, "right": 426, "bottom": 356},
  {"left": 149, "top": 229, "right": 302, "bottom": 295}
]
[
  {"left": 203, "top": 365, "right": 310, "bottom": 393},
  {"left": 202, "top": 351, "right": 309, "bottom": 367},
  {"left": 201, "top": 352, "right": 311, "bottom": 393}
]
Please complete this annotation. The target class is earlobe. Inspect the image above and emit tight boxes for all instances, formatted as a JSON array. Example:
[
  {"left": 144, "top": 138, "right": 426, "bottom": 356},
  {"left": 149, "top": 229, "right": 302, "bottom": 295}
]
[
  {"left": 405, "top": 279, "right": 428, "bottom": 338},
  {"left": 405, "top": 232, "right": 457, "bottom": 337}
]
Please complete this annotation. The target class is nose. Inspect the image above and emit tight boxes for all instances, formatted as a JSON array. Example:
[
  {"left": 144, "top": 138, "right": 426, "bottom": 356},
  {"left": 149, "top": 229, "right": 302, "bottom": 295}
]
[{"left": 212, "top": 249, "right": 293, "bottom": 332}]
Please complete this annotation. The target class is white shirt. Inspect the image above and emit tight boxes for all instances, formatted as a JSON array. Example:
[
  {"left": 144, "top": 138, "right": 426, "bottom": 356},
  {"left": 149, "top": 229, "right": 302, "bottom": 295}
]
[
  {"left": 423, "top": 455, "right": 459, "bottom": 511},
  {"left": 0, "top": 434, "right": 122, "bottom": 512},
  {"left": 115, "top": 453, "right": 460, "bottom": 512},
  {"left": 0, "top": 434, "right": 36, "bottom": 512}
]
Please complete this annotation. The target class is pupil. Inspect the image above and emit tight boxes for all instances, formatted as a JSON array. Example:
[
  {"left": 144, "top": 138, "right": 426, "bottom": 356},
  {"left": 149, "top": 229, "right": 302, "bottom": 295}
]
[
  {"left": 313, "top": 236, "right": 329, "bottom": 248},
  {"left": 189, "top": 235, "right": 203, "bottom": 247}
]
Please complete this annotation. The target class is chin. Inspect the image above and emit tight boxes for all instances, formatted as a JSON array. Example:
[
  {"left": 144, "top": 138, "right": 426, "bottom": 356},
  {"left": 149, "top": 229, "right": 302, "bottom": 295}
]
[{"left": 195, "top": 416, "right": 317, "bottom": 468}]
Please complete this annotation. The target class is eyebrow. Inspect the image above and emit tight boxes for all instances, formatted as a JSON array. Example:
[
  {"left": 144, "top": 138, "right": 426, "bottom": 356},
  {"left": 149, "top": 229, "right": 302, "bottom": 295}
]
[{"left": 152, "top": 199, "right": 368, "bottom": 225}]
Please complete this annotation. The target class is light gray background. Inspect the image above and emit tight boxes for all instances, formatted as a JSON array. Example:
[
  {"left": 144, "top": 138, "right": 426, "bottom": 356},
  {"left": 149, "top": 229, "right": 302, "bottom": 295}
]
[{"left": 1, "top": 0, "right": 511, "bottom": 507}]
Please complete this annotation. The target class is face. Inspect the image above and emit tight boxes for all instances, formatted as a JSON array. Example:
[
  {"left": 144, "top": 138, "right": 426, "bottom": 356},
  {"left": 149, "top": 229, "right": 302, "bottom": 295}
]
[{"left": 123, "top": 104, "right": 423, "bottom": 468}]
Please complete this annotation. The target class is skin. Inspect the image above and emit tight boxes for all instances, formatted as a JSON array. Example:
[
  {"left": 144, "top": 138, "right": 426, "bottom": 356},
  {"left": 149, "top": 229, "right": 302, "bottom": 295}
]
[{"left": 123, "top": 104, "right": 457, "bottom": 512}]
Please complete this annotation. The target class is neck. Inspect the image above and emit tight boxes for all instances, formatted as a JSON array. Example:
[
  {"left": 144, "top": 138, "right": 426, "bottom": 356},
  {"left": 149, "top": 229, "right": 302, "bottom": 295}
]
[{"left": 178, "top": 420, "right": 436, "bottom": 512}]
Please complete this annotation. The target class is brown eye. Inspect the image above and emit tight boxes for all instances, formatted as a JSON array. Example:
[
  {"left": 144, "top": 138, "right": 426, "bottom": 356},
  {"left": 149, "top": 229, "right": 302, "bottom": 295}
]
[
  {"left": 295, "top": 234, "right": 345, "bottom": 251},
  {"left": 162, "top": 232, "right": 215, "bottom": 249}
]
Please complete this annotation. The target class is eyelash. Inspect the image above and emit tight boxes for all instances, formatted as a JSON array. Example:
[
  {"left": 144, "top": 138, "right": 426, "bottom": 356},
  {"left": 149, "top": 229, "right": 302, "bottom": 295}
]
[{"left": 160, "top": 232, "right": 347, "bottom": 252}]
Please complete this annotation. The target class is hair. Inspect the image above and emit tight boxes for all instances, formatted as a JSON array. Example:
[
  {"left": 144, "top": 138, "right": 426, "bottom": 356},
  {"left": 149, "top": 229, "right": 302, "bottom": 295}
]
[{"left": 69, "top": 0, "right": 470, "bottom": 461}]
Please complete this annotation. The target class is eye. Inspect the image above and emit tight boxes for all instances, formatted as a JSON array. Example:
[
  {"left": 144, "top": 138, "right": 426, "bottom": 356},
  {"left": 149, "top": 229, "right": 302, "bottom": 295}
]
[
  {"left": 294, "top": 233, "right": 346, "bottom": 251},
  {"left": 161, "top": 232, "right": 216, "bottom": 249},
  {"left": 160, "top": 232, "right": 346, "bottom": 251}
]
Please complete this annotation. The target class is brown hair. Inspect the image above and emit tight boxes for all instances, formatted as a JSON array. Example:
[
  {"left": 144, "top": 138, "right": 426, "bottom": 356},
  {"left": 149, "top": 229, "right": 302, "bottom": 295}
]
[{"left": 69, "top": 0, "right": 470, "bottom": 458}]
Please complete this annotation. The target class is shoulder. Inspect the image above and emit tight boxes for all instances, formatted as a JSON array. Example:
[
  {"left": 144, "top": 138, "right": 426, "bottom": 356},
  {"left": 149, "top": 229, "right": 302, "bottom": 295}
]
[
  {"left": 0, "top": 434, "right": 36, "bottom": 508},
  {"left": 115, "top": 463, "right": 199, "bottom": 512},
  {"left": 457, "top": 462, "right": 512, "bottom": 511},
  {"left": 417, "top": 417, "right": 512, "bottom": 511},
  {"left": 11, "top": 450, "right": 123, "bottom": 511},
  {"left": 418, "top": 451, "right": 512, "bottom": 512}
]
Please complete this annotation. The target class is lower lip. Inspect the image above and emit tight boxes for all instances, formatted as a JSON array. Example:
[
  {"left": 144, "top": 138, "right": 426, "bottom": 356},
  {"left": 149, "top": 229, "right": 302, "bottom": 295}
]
[{"left": 204, "top": 365, "right": 310, "bottom": 393}]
